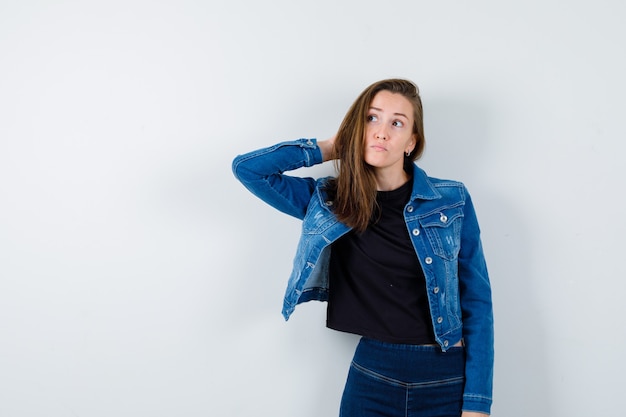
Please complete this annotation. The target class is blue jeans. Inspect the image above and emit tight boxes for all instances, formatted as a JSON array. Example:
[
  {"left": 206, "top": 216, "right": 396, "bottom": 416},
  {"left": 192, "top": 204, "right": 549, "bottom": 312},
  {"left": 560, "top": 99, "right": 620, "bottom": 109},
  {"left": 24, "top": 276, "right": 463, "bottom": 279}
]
[{"left": 339, "top": 338, "right": 466, "bottom": 417}]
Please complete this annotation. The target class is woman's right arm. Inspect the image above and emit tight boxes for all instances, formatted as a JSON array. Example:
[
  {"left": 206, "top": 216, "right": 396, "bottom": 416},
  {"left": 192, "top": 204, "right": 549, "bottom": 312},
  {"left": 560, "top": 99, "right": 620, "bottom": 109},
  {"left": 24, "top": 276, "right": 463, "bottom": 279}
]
[{"left": 232, "top": 138, "right": 335, "bottom": 220}]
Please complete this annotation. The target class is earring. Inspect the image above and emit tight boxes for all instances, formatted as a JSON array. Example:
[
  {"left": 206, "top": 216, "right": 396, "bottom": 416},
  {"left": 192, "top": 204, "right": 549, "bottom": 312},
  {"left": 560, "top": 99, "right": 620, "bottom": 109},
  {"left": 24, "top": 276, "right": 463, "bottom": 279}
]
[{"left": 405, "top": 150, "right": 411, "bottom": 157}]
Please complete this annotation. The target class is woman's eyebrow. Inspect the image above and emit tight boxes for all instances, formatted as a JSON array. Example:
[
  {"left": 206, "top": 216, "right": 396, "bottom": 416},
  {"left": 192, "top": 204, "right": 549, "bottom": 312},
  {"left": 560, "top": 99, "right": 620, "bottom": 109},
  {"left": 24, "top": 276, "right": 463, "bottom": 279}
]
[{"left": 369, "top": 107, "right": 409, "bottom": 119}]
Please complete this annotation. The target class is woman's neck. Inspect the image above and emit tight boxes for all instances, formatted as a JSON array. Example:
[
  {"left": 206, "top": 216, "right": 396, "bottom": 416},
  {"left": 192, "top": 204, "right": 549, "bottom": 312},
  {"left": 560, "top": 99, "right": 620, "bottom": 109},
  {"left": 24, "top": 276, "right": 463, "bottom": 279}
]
[{"left": 374, "top": 169, "right": 411, "bottom": 191}]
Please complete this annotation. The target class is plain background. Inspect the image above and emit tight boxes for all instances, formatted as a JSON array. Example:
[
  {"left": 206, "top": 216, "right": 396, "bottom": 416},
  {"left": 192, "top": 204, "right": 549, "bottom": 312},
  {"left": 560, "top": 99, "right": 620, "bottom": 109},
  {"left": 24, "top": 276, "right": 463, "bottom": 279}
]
[{"left": 1, "top": 1, "right": 625, "bottom": 416}]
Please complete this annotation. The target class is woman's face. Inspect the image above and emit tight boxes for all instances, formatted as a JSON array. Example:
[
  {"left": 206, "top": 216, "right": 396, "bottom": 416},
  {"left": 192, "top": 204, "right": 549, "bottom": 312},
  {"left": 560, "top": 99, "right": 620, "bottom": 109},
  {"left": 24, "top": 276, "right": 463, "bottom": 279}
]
[{"left": 363, "top": 90, "right": 416, "bottom": 175}]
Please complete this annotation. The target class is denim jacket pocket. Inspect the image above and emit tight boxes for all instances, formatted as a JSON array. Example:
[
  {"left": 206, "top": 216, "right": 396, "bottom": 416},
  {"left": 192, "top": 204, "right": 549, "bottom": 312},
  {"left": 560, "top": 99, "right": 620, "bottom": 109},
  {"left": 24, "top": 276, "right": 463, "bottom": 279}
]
[{"left": 418, "top": 206, "right": 464, "bottom": 261}]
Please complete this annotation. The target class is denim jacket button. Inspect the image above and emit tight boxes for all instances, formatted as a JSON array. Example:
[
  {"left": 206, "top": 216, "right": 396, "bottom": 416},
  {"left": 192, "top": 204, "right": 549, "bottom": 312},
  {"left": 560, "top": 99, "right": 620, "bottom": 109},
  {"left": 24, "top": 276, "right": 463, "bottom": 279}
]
[
  {"left": 437, "top": 316, "right": 443, "bottom": 324},
  {"left": 440, "top": 214, "right": 448, "bottom": 223},
  {"left": 425, "top": 257, "right": 433, "bottom": 264},
  {"left": 407, "top": 206, "right": 414, "bottom": 213},
  {"left": 412, "top": 228, "right": 420, "bottom": 236},
  {"left": 433, "top": 286, "right": 440, "bottom": 294},
  {"left": 443, "top": 340, "right": 449, "bottom": 347},
  {"left": 306, "top": 139, "right": 313, "bottom": 146},
  {"left": 325, "top": 201, "right": 333, "bottom": 206}
]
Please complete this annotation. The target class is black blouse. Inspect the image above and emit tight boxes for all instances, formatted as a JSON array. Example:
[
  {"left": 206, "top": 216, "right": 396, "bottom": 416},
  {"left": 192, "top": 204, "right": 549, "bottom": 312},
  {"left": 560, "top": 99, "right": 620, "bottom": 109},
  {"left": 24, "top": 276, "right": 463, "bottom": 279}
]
[{"left": 326, "top": 179, "right": 436, "bottom": 345}]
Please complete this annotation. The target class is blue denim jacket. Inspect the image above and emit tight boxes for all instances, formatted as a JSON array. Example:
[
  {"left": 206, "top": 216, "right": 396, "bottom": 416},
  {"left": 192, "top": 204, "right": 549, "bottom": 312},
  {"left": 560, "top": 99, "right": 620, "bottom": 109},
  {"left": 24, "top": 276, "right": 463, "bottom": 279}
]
[{"left": 232, "top": 138, "right": 494, "bottom": 414}]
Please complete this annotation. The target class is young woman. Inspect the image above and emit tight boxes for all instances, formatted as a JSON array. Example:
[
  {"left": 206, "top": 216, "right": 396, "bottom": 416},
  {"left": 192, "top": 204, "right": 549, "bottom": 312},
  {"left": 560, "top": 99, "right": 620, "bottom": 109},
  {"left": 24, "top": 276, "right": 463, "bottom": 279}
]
[{"left": 232, "top": 79, "right": 494, "bottom": 417}]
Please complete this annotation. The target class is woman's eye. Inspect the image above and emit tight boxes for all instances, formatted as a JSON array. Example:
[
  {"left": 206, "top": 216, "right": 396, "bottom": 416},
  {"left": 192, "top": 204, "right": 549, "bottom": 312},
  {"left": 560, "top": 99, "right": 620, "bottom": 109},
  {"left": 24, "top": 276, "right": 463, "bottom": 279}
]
[
  {"left": 367, "top": 114, "right": 378, "bottom": 122},
  {"left": 392, "top": 120, "right": 404, "bottom": 128}
]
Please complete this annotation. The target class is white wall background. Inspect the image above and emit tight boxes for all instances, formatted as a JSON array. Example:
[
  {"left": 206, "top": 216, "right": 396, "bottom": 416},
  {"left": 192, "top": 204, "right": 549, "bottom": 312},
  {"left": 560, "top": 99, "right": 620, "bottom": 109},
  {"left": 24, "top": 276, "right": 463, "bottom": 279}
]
[{"left": 1, "top": 1, "right": 624, "bottom": 416}]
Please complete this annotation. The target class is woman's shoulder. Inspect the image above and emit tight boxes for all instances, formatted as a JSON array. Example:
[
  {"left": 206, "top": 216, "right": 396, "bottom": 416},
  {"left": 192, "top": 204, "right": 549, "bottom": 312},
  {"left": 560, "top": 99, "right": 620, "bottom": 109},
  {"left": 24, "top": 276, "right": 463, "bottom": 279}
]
[
  {"left": 413, "top": 165, "right": 466, "bottom": 192},
  {"left": 427, "top": 175, "right": 465, "bottom": 189}
]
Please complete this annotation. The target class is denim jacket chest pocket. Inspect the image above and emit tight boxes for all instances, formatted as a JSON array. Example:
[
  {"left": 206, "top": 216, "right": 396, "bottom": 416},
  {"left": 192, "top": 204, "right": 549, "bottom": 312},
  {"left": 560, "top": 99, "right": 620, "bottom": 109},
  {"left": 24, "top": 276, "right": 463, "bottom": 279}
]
[{"left": 417, "top": 206, "right": 464, "bottom": 261}]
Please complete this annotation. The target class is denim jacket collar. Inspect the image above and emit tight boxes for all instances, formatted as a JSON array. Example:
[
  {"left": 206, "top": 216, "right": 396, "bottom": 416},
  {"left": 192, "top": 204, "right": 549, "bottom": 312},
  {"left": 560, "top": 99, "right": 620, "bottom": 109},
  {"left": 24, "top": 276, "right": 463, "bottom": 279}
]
[{"left": 410, "top": 165, "right": 442, "bottom": 201}]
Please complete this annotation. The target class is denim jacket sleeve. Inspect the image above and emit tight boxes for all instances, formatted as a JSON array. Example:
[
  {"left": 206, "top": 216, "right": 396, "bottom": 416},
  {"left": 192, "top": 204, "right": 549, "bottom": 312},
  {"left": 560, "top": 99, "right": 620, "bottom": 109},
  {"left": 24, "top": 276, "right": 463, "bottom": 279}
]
[
  {"left": 458, "top": 189, "right": 494, "bottom": 414},
  {"left": 231, "top": 139, "right": 323, "bottom": 220}
]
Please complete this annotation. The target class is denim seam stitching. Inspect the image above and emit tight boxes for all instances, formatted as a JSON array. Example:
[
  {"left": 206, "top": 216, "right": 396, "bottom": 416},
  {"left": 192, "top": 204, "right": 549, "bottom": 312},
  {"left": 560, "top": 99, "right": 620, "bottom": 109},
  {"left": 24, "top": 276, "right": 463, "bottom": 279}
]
[{"left": 351, "top": 361, "right": 464, "bottom": 388}]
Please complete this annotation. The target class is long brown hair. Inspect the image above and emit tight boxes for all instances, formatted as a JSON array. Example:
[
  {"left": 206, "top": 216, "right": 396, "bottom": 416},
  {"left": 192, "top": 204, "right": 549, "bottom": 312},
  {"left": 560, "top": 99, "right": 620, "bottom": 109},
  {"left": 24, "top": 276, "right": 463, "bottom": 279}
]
[{"left": 328, "top": 78, "right": 426, "bottom": 232}]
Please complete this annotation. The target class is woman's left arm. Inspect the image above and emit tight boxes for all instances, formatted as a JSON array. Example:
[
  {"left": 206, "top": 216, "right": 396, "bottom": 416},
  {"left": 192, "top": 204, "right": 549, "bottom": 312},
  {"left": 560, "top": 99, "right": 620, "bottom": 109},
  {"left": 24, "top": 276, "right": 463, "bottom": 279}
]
[{"left": 458, "top": 187, "right": 494, "bottom": 415}]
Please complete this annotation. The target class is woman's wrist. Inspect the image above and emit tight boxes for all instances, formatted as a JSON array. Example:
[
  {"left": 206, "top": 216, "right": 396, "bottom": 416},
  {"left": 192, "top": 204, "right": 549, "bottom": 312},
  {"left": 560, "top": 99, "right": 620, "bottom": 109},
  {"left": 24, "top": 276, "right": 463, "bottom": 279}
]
[{"left": 317, "top": 136, "right": 336, "bottom": 162}]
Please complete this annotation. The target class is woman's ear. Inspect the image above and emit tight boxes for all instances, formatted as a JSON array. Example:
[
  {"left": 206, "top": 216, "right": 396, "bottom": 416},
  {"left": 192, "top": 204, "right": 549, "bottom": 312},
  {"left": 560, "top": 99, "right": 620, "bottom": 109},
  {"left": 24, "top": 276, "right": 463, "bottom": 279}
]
[{"left": 407, "top": 134, "right": 417, "bottom": 155}]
